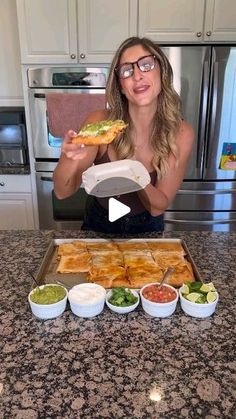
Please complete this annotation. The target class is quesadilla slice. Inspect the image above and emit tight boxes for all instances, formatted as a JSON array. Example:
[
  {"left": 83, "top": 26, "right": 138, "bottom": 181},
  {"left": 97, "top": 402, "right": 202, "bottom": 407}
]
[
  {"left": 57, "top": 241, "right": 87, "bottom": 256},
  {"left": 90, "top": 251, "right": 123, "bottom": 266},
  {"left": 72, "top": 119, "right": 128, "bottom": 145},
  {"left": 147, "top": 241, "right": 186, "bottom": 255},
  {"left": 89, "top": 265, "right": 127, "bottom": 288},
  {"left": 57, "top": 253, "right": 91, "bottom": 273},
  {"left": 127, "top": 265, "right": 163, "bottom": 288},
  {"left": 86, "top": 241, "right": 119, "bottom": 252},
  {"left": 165, "top": 261, "right": 195, "bottom": 287},
  {"left": 152, "top": 251, "right": 185, "bottom": 269},
  {"left": 123, "top": 252, "right": 156, "bottom": 268},
  {"left": 117, "top": 241, "right": 150, "bottom": 253}
]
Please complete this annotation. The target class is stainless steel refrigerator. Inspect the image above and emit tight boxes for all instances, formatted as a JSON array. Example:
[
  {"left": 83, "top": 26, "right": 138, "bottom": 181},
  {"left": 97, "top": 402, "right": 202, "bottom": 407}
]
[{"left": 161, "top": 45, "right": 236, "bottom": 231}]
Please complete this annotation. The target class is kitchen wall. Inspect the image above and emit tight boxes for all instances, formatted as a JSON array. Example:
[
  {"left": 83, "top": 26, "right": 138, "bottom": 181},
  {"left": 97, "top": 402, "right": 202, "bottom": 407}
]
[{"left": 0, "top": 0, "right": 23, "bottom": 106}]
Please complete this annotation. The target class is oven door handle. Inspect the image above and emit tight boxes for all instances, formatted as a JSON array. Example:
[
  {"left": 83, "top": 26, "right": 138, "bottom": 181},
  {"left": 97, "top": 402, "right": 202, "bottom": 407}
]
[
  {"left": 34, "top": 93, "right": 46, "bottom": 98},
  {"left": 40, "top": 176, "right": 53, "bottom": 182}
]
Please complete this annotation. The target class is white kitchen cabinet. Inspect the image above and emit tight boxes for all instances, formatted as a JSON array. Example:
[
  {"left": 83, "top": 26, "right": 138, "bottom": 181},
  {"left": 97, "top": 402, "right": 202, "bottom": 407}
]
[
  {"left": 16, "top": 0, "right": 77, "bottom": 64},
  {"left": 16, "top": 0, "right": 137, "bottom": 64},
  {"left": 204, "top": 0, "right": 236, "bottom": 42},
  {"left": 0, "top": 175, "right": 35, "bottom": 230},
  {"left": 0, "top": 0, "right": 23, "bottom": 106},
  {"left": 138, "top": 0, "right": 236, "bottom": 43},
  {"left": 77, "top": 0, "right": 137, "bottom": 63}
]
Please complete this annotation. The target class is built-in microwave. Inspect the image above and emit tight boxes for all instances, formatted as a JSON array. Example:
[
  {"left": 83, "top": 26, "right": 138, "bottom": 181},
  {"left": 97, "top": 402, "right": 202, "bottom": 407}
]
[{"left": 0, "top": 107, "right": 28, "bottom": 167}]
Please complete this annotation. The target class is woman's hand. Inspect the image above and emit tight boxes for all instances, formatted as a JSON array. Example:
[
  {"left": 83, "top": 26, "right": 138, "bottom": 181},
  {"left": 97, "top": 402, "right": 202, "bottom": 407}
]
[
  {"left": 53, "top": 129, "right": 98, "bottom": 198},
  {"left": 61, "top": 130, "right": 90, "bottom": 160}
]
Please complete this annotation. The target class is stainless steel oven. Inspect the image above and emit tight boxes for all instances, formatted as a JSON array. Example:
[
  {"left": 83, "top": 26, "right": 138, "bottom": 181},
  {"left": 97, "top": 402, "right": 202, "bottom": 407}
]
[
  {"left": 35, "top": 161, "right": 89, "bottom": 229},
  {"left": 28, "top": 67, "right": 108, "bottom": 229}
]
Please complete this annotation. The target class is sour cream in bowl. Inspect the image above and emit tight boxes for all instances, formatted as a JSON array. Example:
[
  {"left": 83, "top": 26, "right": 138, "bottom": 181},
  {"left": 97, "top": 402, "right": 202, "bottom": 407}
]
[
  {"left": 140, "top": 282, "right": 178, "bottom": 318},
  {"left": 68, "top": 283, "right": 106, "bottom": 318}
]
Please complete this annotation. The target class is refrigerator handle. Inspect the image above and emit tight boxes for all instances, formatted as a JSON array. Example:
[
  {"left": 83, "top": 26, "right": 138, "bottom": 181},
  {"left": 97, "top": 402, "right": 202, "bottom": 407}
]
[
  {"left": 178, "top": 188, "right": 236, "bottom": 195},
  {"left": 205, "top": 61, "right": 218, "bottom": 169},
  {"left": 165, "top": 219, "right": 235, "bottom": 225},
  {"left": 197, "top": 59, "right": 209, "bottom": 169}
]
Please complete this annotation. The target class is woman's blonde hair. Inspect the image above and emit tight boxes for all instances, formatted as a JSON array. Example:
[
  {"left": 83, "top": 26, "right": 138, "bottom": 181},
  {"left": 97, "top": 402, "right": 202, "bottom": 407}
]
[{"left": 106, "top": 36, "right": 182, "bottom": 178}]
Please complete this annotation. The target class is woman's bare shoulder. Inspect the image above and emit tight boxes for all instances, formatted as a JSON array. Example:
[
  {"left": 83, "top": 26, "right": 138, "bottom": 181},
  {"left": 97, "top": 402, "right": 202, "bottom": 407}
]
[
  {"left": 179, "top": 120, "right": 194, "bottom": 140},
  {"left": 171, "top": 120, "right": 194, "bottom": 165},
  {"left": 176, "top": 120, "right": 194, "bottom": 150}
]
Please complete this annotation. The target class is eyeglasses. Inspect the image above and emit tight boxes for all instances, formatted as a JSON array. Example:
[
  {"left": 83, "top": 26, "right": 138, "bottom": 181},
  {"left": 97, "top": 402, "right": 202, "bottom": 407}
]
[{"left": 115, "top": 55, "right": 157, "bottom": 79}]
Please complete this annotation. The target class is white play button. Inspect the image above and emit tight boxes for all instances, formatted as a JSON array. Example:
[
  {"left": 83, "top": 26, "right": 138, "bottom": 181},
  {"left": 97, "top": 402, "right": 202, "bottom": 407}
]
[{"left": 108, "top": 197, "right": 131, "bottom": 222}]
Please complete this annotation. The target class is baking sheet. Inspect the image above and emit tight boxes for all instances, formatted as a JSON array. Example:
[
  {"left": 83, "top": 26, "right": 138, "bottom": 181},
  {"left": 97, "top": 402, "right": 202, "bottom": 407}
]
[{"left": 34, "top": 238, "right": 201, "bottom": 289}]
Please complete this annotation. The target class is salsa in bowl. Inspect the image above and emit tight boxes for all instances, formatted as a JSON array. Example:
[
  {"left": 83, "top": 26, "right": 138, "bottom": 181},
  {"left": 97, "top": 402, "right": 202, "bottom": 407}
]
[{"left": 140, "top": 283, "right": 178, "bottom": 318}]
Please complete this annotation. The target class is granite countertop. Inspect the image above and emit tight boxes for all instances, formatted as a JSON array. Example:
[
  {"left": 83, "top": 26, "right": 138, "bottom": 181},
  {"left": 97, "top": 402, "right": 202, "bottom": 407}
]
[{"left": 0, "top": 230, "right": 235, "bottom": 419}]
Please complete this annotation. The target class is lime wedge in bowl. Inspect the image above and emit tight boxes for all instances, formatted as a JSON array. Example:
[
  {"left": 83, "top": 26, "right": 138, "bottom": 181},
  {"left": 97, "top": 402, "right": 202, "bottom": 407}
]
[
  {"left": 207, "top": 291, "right": 218, "bottom": 303},
  {"left": 200, "top": 282, "right": 216, "bottom": 293},
  {"left": 186, "top": 292, "right": 202, "bottom": 302},
  {"left": 179, "top": 283, "right": 219, "bottom": 318},
  {"left": 196, "top": 294, "right": 207, "bottom": 304},
  {"left": 181, "top": 284, "right": 189, "bottom": 295}
]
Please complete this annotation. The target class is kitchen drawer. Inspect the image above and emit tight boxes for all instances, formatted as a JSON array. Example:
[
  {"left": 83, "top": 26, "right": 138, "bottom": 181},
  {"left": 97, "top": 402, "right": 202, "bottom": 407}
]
[{"left": 0, "top": 174, "right": 31, "bottom": 193}]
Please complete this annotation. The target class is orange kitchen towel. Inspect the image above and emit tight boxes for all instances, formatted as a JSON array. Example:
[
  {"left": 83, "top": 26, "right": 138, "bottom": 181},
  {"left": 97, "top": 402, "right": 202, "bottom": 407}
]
[{"left": 46, "top": 93, "right": 106, "bottom": 138}]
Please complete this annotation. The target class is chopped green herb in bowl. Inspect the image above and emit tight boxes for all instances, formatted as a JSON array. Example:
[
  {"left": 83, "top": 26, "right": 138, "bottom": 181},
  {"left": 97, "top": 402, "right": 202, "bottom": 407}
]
[{"left": 106, "top": 287, "right": 139, "bottom": 314}]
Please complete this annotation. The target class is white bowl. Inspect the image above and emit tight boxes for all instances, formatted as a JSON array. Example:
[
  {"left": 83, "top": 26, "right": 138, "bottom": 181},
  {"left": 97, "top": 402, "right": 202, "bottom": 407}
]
[
  {"left": 28, "top": 284, "right": 68, "bottom": 320},
  {"left": 68, "top": 283, "right": 106, "bottom": 318},
  {"left": 179, "top": 285, "right": 219, "bottom": 318},
  {"left": 140, "top": 283, "right": 178, "bottom": 318},
  {"left": 106, "top": 289, "right": 140, "bottom": 314}
]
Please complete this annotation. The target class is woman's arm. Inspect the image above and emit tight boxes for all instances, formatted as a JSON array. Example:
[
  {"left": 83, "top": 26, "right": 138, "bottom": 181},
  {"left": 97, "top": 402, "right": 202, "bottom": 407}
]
[
  {"left": 53, "top": 133, "right": 98, "bottom": 199},
  {"left": 53, "top": 109, "right": 108, "bottom": 199},
  {"left": 138, "top": 121, "right": 194, "bottom": 215}
]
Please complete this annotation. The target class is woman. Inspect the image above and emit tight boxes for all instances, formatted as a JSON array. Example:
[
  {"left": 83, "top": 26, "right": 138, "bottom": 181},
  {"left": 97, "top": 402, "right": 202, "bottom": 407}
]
[{"left": 53, "top": 36, "right": 194, "bottom": 234}]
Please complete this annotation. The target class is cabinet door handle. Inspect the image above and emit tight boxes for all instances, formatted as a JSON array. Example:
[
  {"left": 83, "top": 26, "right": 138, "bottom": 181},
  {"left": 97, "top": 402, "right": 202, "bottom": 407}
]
[
  {"left": 206, "top": 31, "right": 212, "bottom": 36},
  {"left": 70, "top": 54, "right": 76, "bottom": 59},
  {"left": 80, "top": 53, "right": 85, "bottom": 59},
  {"left": 196, "top": 32, "right": 202, "bottom": 37},
  {"left": 0, "top": 181, "right": 5, "bottom": 186},
  {"left": 34, "top": 93, "right": 45, "bottom": 99}
]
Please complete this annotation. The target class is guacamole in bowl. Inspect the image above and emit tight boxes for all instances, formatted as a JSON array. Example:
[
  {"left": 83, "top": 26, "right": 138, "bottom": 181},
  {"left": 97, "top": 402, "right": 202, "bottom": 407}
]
[
  {"left": 28, "top": 284, "right": 68, "bottom": 320},
  {"left": 30, "top": 285, "right": 66, "bottom": 304}
]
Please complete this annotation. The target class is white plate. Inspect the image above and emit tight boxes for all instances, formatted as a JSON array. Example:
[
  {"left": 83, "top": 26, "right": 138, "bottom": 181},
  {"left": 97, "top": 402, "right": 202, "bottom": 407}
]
[{"left": 82, "top": 160, "right": 151, "bottom": 197}]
